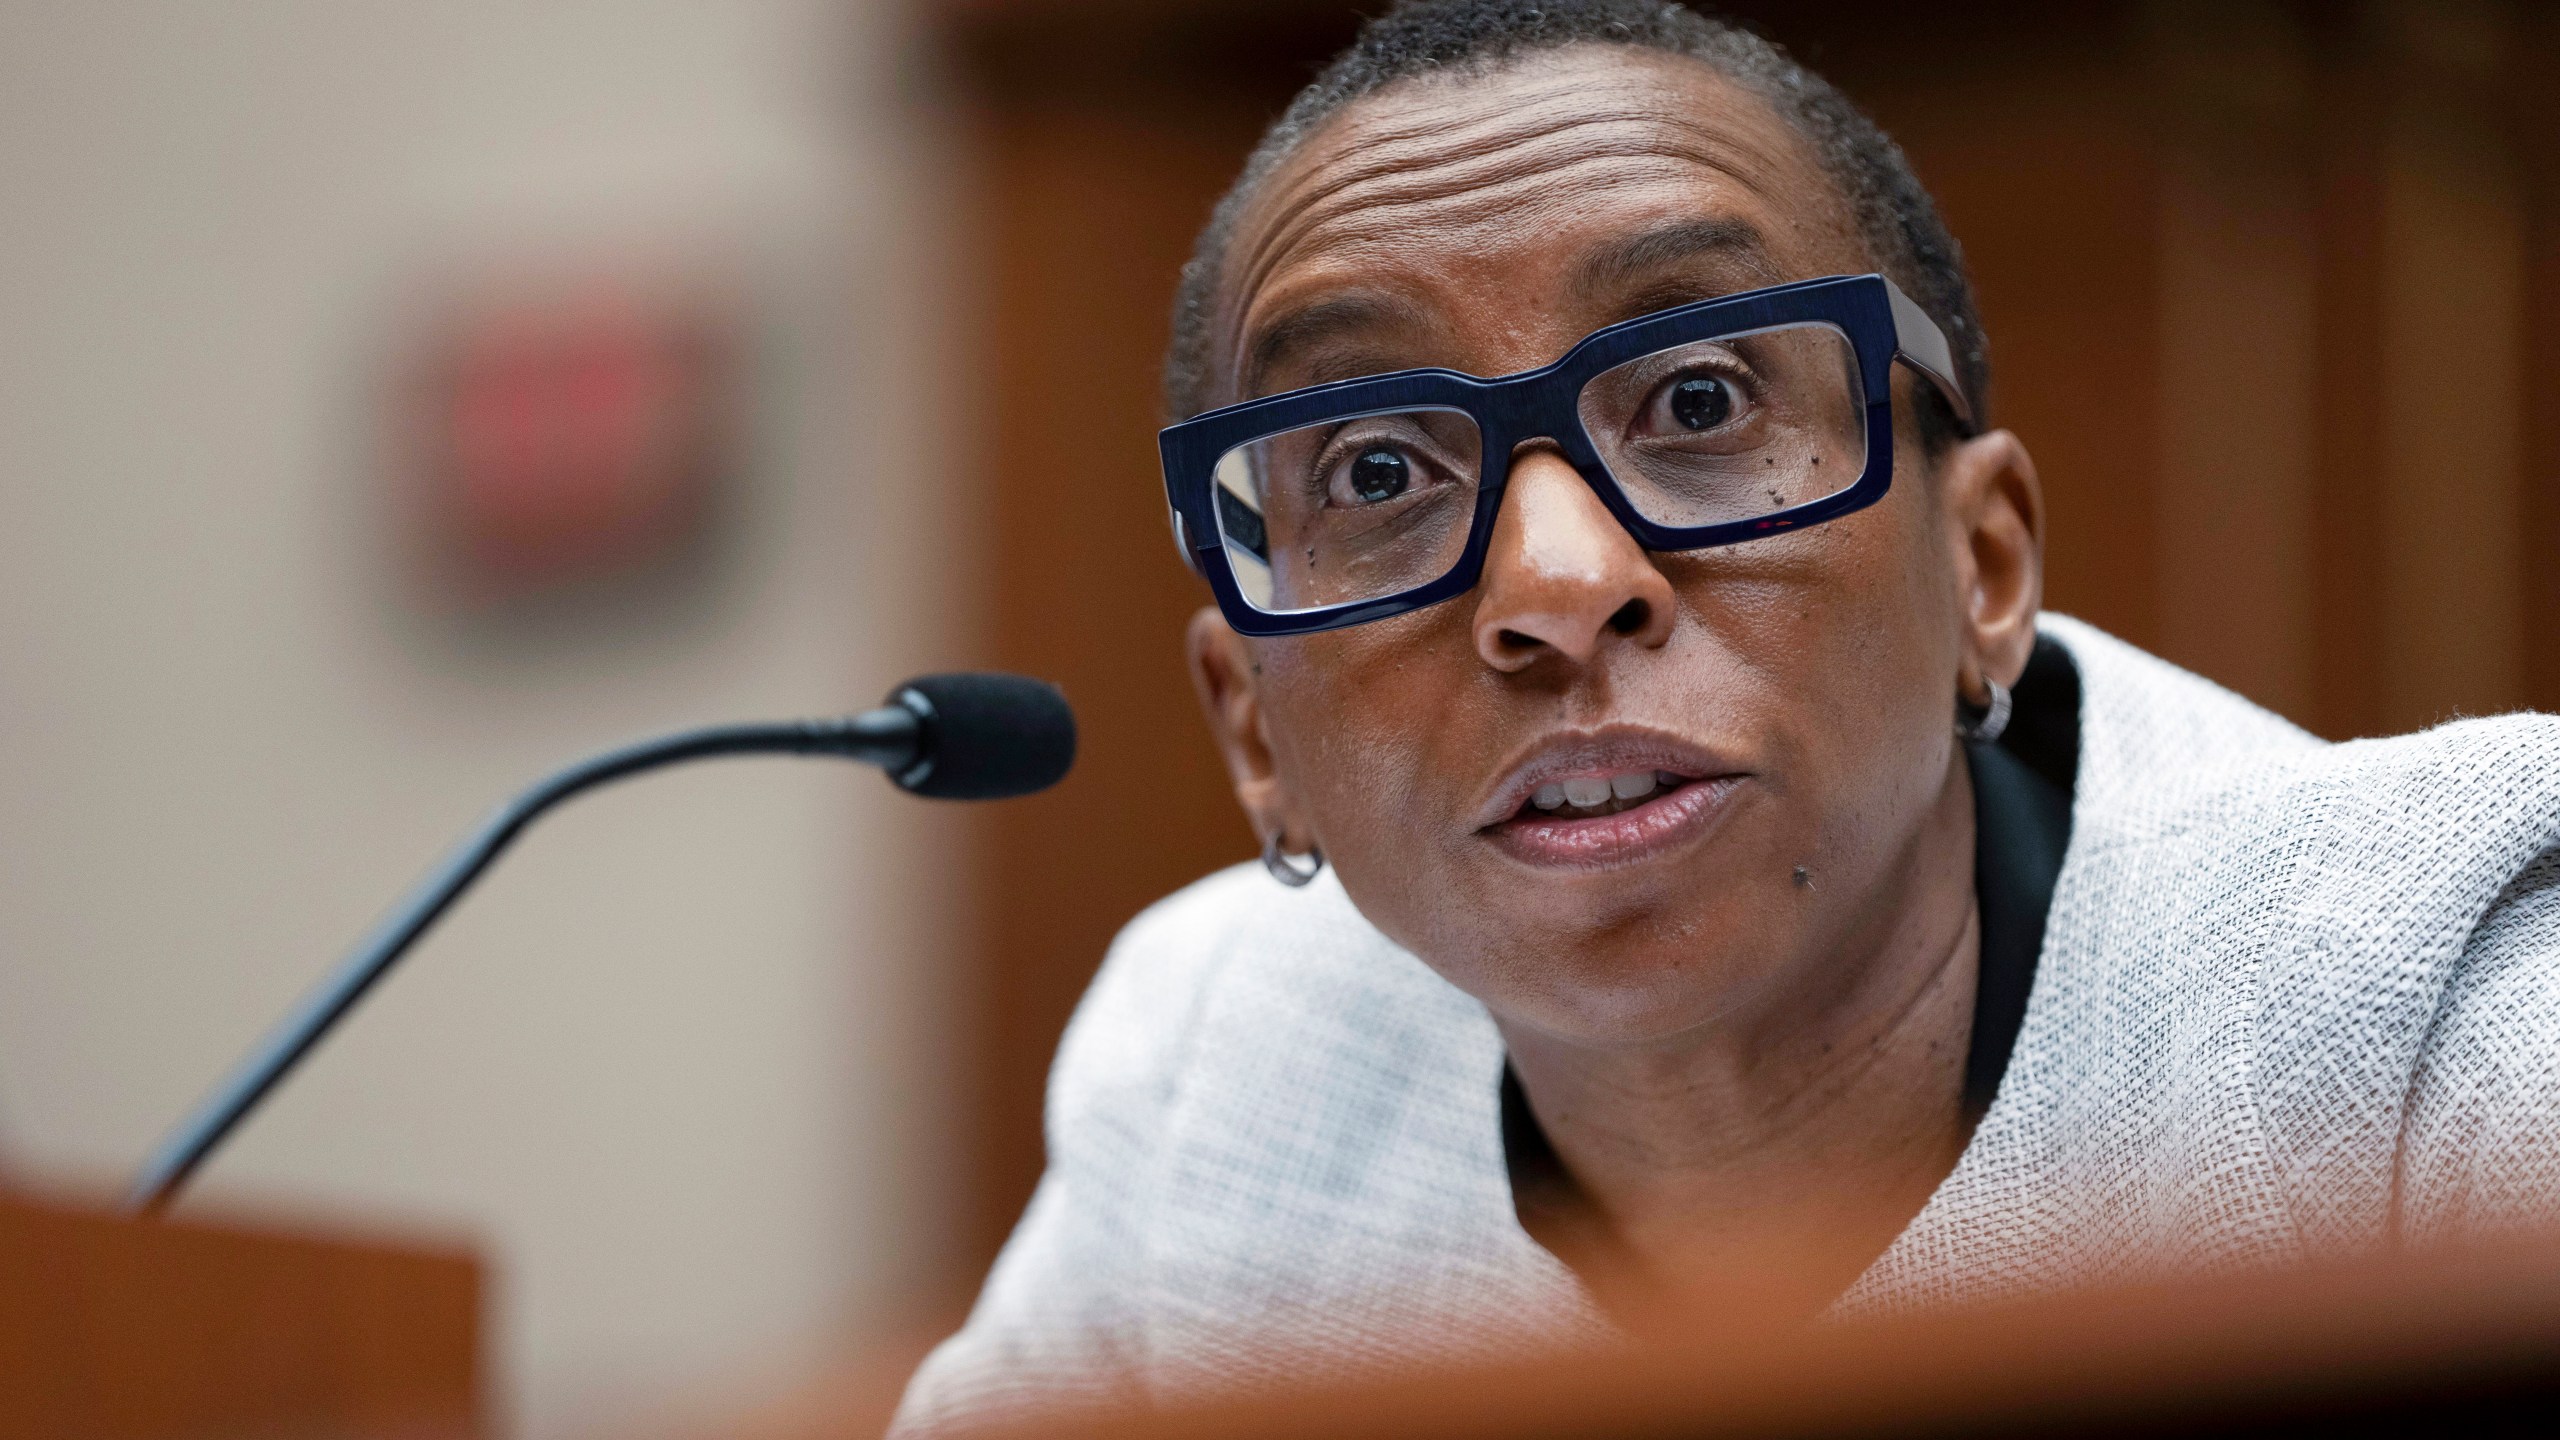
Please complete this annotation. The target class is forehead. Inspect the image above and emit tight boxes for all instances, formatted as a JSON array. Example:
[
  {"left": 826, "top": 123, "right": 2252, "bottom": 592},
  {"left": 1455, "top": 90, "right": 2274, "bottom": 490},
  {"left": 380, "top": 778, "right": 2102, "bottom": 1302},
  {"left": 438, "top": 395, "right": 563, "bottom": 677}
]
[{"left": 1215, "top": 46, "right": 1863, "bottom": 397}]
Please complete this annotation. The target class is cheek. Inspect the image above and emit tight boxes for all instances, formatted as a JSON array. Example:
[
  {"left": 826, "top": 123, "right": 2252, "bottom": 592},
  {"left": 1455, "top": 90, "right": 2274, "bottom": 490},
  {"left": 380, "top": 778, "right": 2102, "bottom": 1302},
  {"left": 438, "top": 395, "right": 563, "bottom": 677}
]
[
  {"left": 1732, "top": 490, "right": 1962, "bottom": 870},
  {"left": 1660, "top": 491, "right": 1952, "bottom": 726},
  {"left": 1252, "top": 612, "right": 1502, "bottom": 959},
  {"left": 1254, "top": 615, "right": 1472, "bottom": 845}
]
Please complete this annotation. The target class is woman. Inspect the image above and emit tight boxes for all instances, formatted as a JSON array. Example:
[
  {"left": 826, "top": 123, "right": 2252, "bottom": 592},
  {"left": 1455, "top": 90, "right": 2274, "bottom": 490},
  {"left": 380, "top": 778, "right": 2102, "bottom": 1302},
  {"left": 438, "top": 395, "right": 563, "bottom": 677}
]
[{"left": 897, "top": 0, "right": 2560, "bottom": 1428}]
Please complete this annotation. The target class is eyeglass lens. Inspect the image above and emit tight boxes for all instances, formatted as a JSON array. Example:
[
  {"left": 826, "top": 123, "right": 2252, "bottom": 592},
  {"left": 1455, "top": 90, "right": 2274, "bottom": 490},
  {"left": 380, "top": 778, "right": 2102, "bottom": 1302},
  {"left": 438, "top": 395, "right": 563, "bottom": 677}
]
[{"left": 1208, "top": 321, "right": 1867, "bottom": 617}]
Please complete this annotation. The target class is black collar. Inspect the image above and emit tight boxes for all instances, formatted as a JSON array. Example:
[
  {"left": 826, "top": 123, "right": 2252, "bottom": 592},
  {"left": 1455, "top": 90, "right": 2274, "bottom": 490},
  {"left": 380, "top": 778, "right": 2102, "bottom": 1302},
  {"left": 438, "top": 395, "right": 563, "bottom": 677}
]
[{"left": 1962, "top": 635, "right": 2078, "bottom": 1113}]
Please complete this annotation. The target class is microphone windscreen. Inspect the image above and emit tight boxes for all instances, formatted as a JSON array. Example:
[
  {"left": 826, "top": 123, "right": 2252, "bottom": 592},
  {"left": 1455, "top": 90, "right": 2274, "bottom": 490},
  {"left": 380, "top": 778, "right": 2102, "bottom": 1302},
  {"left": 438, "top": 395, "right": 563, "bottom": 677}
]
[{"left": 891, "top": 673, "right": 1077, "bottom": 800}]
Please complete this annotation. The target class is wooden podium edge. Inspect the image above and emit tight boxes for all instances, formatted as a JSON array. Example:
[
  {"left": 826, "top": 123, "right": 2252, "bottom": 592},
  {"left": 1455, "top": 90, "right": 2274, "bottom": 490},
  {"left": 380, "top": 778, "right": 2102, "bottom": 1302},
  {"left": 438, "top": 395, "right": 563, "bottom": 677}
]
[
  {"left": 953, "top": 1240, "right": 2560, "bottom": 1439},
  {"left": 0, "top": 1187, "right": 485, "bottom": 1440}
]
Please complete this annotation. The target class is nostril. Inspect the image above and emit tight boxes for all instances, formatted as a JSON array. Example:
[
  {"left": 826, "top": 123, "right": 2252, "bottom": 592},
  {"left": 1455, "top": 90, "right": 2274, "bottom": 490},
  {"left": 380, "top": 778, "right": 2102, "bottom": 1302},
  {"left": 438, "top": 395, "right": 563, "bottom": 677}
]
[
  {"left": 1496, "top": 627, "right": 1541, "bottom": 652},
  {"left": 1607, "top": 599, "right": 1651, "bottom": 636}
]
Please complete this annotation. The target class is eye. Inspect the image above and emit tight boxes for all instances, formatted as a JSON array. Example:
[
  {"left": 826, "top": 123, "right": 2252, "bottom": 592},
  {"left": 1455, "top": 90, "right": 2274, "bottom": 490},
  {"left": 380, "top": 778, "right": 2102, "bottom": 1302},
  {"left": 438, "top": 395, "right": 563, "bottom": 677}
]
[
  {"left": 1668, "top": 375, "right": 1736, "bottom": 431},
  {"left": 1302, "top": 417, "right": 1471, "bottom": 512},
  {"left": 1342, "top": 445, "right": 1412, "bottom": 504}
]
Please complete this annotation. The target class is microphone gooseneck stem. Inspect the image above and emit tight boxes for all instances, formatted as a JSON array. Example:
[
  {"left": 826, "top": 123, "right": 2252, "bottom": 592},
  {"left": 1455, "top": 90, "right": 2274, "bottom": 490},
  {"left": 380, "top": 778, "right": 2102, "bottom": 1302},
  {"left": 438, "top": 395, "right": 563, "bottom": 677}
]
[{"left": 126, "top": 710, "right": 921, "bottom": 1217}]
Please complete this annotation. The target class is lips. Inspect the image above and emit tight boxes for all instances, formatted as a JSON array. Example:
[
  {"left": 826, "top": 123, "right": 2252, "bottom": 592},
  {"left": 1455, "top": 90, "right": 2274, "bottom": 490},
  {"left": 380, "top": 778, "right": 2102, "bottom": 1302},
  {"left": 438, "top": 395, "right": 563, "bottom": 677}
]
[{"left": 1476, "top": 730, "right": 1748, "bottom": 870}]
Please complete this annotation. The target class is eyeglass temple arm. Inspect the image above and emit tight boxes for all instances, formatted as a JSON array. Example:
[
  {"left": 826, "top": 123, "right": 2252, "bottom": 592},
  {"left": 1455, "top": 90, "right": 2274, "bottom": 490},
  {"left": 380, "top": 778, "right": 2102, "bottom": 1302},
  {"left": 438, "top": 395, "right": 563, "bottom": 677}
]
[{"left": 1883, "top": 277, "right": 1976, "bottom": 433}]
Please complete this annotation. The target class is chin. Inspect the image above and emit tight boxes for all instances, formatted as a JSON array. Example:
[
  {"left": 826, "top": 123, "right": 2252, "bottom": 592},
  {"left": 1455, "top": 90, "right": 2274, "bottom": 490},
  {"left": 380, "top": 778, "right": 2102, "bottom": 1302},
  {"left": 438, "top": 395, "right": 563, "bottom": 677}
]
[
  {"left": 1352, "top": 840, "right": 1798, "bottom": 1045},
  {"left": 1472, "top": 922, "right": 1779, "bottom": 1048}
]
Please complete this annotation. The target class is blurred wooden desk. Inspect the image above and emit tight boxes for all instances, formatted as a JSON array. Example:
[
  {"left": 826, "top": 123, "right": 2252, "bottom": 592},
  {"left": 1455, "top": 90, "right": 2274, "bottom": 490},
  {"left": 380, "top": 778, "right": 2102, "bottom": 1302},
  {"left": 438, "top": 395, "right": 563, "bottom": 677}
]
[
  {"left": 0, "top": 1188, "right": 482, "bottom": 1440},
  {"left": 735, "top": 1242, "right": 2560, "bottom": 1439}
]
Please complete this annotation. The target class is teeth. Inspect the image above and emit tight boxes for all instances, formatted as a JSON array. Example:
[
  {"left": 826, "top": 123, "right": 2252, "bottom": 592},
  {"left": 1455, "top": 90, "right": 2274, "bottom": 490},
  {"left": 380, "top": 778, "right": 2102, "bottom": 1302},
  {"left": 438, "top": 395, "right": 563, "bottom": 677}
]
[
  {"left": 1521, "top": 770, "right": 1690, "bottom": 819},
  {"left": 1610, "top": 772, "right": 1657, "bottom": 801},
  {"left": 1561, "top": 776, "right": 1612, "bottom": 807}
]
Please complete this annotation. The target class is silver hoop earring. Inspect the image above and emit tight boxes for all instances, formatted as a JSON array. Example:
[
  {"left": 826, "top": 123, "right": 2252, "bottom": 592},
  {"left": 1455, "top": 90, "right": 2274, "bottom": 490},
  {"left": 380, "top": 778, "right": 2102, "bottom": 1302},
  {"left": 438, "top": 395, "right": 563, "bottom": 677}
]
[
  {"left": 1261, "top": 833, "right": 1324, "bottom": 888},
  {"left": 1957, "top": 675, "right": 2013, "bottom": 744}
]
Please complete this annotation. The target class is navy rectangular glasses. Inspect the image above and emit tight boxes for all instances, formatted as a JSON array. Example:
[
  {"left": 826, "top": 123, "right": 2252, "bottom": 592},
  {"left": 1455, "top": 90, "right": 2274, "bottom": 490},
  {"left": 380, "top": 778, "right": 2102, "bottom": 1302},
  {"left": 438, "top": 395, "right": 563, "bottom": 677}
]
[{"left": 1159, "top": 272, "right": 1975, "bottom": 637}]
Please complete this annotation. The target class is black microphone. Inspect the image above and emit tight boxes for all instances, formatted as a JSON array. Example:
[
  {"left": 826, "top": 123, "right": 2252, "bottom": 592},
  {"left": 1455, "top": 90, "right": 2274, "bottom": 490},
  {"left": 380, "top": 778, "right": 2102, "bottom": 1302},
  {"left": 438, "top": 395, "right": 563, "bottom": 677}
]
[{"left": 127, "top": 673, "right": 1074, "bottom": 1216}]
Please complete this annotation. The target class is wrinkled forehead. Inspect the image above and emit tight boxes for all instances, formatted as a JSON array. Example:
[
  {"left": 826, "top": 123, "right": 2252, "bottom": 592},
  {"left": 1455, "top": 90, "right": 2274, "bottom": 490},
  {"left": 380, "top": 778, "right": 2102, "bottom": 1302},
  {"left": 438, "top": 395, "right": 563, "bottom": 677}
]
[{"left": 1212, "top": 46, "right": 1865, "bottom": 403}]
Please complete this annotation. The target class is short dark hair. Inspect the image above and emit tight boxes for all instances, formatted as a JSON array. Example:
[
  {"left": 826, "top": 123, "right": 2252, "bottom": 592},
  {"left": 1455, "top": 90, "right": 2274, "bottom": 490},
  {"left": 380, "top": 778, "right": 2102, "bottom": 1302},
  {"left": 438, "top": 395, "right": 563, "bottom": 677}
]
[{"left": 1161, "top": 0, "right": 1989, "bottom": 451}]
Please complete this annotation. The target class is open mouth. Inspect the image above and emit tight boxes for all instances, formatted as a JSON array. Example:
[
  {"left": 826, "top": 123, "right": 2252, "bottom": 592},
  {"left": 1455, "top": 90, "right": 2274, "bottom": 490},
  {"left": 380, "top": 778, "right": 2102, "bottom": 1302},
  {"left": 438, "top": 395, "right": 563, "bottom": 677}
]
[
  {"left": 1481, "top": 758, "right": 1743, "bottom": 869},
  {"left": 1509, "top": 768, "right": 1699, "bottom": 823},
  {"left": 1473, "top": 728, "right": 1747, "bottom": 869}
]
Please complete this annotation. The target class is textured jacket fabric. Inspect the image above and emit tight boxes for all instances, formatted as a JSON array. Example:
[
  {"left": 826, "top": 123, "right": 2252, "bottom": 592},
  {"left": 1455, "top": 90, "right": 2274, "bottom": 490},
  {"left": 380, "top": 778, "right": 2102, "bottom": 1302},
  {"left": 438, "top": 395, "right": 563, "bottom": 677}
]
[{"left": 893, "top": 617, "right": 2560, "bottom": 1432}]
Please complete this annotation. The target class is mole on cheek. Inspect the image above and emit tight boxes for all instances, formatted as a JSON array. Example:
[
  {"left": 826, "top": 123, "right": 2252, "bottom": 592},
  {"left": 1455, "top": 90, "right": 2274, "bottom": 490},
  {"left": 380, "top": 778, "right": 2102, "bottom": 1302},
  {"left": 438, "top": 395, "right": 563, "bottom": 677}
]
[{"left": 1793, "top": 865, "right": 1816, "bottom": 891}]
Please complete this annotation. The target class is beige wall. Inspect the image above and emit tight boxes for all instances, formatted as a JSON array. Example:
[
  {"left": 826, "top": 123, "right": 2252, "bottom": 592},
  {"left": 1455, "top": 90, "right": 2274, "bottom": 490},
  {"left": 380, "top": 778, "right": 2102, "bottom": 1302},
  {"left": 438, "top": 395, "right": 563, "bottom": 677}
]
[{"left": 0, "top": 2, "right": 962, "bottom": 1435}]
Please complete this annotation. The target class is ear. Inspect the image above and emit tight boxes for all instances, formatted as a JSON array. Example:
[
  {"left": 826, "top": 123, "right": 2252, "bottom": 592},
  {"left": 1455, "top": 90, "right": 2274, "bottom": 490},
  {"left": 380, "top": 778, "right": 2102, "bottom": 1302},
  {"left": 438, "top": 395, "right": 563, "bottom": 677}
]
[
  {"left": 1935, "top": 429, "right": 2045, "bottom": 695},
  {"left": 1185, "top": 606, "right": 1307, "bottom": 851}
]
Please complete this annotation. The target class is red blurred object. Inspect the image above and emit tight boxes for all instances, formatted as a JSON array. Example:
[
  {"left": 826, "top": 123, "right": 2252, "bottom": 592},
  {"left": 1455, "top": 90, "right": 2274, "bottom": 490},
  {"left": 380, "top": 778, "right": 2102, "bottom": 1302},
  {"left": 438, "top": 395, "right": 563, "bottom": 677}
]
[{"left": 410, "top": 280, "right": 735, "bottom": 607}]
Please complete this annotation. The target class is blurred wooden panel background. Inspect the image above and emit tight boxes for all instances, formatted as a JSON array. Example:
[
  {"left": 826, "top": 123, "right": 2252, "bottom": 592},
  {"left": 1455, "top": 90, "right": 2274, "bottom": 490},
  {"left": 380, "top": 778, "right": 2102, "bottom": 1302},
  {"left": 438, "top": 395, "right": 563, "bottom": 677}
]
[{"left": 929, "top": 0, "right": 2560, "bottom": 1270}]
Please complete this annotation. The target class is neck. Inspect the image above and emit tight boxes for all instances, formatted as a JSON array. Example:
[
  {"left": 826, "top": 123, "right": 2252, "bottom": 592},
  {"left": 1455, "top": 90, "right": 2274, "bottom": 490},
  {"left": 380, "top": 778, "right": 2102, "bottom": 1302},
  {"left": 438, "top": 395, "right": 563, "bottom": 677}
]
[{"left": 1498, "top": 749, "right": 1981, "bottom": 1323}]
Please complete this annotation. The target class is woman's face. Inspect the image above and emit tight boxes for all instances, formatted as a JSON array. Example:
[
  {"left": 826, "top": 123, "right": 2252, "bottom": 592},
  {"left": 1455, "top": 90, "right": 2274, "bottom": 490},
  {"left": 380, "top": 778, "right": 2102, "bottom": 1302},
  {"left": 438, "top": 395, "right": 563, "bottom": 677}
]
[{"left": 1193, "top": 46, "right": 2040, "bottom": 1047}]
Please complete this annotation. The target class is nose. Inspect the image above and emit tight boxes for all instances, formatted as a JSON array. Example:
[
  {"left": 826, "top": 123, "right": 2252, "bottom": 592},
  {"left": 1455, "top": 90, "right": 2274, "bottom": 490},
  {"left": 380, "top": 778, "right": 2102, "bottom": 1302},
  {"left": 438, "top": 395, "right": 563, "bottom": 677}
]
[{"left": 1471, "top": 449, "right": 1676, "bottom": 672}]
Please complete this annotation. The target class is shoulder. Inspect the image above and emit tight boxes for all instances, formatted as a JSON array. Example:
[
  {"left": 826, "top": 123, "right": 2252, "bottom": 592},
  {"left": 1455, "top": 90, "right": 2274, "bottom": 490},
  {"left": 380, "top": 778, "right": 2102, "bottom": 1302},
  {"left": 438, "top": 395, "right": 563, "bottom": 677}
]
[
  {"left": 2430, "top": 847, "right": 2560, "bottom": 1053},
  {"left": 2062, "top": 619, "right": 2560, "bottom": 1055},
  {"left": 1053, "top": 862, "right": 1415, "bottom": 1088},
  {"left": 1051, "top": 864, "right": 1268, "bottom": 1094},
  {"left": 2048, "top": 613, "right": 2560, "bottom": 876},
  {"left": 1062, "top": 862, "right": 1528, "bottom": 1272},
  {"left": 2012, "top": 621, "right": 2560, "bottom": 1251},
  {"left": 1036, "top": 863, "right": 1267, "bottom": 1163},
  {"left": 2237, "top": 719, "right": 2560, "bottom": 1221},
  {"left": 2403, "top": 847, "right": 2560, "bottom": 1241},
  {"left": 1044, "top": 861, "right": 1480, "bottom": 1163},
  {"left": 2039, "top": 614, "right": 2317, "bottom": 852},
  {"left": 2041, "top": 614, "right": 2319, "bottom": 776},
  {"left": 893, "top": 867, "right": 1466, "bottom": 1434}
]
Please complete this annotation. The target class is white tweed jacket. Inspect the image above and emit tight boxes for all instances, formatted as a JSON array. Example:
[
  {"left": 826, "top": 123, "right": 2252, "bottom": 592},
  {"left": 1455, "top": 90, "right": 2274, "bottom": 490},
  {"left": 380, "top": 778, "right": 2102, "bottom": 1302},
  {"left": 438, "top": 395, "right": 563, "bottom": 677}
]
[{"left": 895, "top": 617, "right": 2560, "bottom": 1431}]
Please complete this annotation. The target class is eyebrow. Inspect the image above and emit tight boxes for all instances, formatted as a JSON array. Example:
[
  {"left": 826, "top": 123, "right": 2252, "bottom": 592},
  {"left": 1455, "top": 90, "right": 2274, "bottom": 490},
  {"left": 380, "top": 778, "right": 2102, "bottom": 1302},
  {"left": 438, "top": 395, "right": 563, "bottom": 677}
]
[
  {"left": 1240, "top": 292, "right": 1425, "bottom": 400},
  {"left": 1569, "top": 216, "right": 1778, "bottom": 308},
  {"left": 1234, "top": 216, "right": 1780, "bottom": 399}
]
